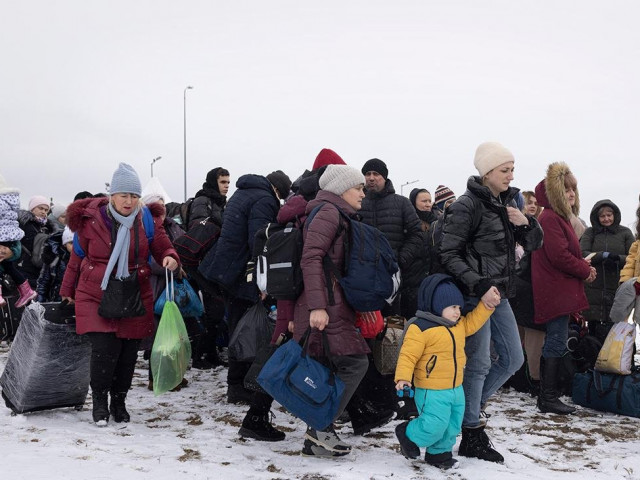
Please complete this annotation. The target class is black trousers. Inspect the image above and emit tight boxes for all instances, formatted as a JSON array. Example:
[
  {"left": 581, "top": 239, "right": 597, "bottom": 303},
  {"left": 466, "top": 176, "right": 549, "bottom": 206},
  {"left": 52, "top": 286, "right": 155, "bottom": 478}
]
[{"left": 87, "top": 332, "right": 141, "bottom": 393}]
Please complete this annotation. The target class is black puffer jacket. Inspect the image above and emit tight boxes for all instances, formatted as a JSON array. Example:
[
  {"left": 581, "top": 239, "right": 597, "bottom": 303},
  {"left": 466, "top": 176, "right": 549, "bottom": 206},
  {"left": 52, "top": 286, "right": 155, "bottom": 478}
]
[
  {"left": 188, "top": 189, "right": 226, "bottom": 229},
  {"left": 440, "top": 176, "right": 543, "bottom": 298},
  {"left": 359, "top": 179, "right": 423, "bottom": 272},
  {"left": 580, "top": 199, "right": 635, "bottom": 323}
]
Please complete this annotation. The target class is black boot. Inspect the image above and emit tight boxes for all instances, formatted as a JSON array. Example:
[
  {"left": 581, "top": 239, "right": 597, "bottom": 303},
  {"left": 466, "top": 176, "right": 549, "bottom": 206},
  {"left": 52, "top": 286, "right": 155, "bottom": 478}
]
[
  {"left": 458, "top": 425, "right": 504, "bottom": 463},
  {"left": 238, "top": 409, "right": 285, "bottom": 442},
  {"left": 92, "top": 390, "right": 109, "bottom": 426},
  {"left": 109, "top": 392, "right": 131, "bottom": 423},
  {"left": 537, "top": 357, "right": 576, "bottom": 415},
  {"left": 348, "top": 399, "right": 394, "bottom": 436},
  {"left": 425, "top": 451, "right": 458, "bottom": 470},
  {"left": 395, "top": 421, "right": 420, "bottom": 459}
]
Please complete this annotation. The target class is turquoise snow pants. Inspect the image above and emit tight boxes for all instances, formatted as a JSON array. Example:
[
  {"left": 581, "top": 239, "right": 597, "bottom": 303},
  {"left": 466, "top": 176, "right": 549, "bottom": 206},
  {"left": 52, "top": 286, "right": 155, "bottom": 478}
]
[{"left": 406, "top": 386, "right": 465, "bottom": 455}]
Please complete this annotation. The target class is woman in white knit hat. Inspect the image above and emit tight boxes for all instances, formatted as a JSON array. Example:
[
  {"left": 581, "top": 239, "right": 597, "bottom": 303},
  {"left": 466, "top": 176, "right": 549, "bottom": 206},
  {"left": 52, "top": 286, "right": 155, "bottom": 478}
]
[
  {"left": 439, "top": 142, "right": 543, "bottom": 463},
  {"left": 291, "top": 164, "right": 371, "bottom": 458},
  {"left": 60, "top": 163, "right": 180, "bottom": 426}
]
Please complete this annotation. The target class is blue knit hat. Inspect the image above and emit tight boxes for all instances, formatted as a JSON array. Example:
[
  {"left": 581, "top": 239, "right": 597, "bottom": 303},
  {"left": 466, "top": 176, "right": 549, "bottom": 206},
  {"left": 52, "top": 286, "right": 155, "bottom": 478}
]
[
  {"left": 431, "top": 281, "right": 464, "bottom": 316},
  {"left": 110, "top": 163, "right": 142, "bottom": 196}
]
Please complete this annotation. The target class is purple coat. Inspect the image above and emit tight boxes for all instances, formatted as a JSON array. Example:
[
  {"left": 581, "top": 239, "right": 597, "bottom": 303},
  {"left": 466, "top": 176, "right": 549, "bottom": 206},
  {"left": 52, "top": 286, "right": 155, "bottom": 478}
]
[{"left": 293, "top": 190, "right": 370, "bottom": 357}]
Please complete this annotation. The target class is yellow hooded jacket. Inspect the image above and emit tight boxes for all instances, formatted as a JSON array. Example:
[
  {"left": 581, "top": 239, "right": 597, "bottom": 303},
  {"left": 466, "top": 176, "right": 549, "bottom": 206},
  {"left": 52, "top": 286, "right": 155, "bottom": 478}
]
[{"left": 394, "top": 302, "right": 493, "bottom": 390}]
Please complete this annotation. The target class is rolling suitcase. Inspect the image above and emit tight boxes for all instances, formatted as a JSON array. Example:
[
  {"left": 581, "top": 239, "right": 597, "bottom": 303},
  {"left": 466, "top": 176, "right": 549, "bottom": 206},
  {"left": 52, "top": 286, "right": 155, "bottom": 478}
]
[{"left": 0, "top": 302, "right": 91, "bottom": 414}]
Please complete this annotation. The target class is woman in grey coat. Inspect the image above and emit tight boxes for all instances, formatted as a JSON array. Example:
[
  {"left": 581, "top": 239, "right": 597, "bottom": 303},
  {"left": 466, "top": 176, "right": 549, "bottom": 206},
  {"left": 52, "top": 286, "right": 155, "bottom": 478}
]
[{"left": 580, "top": 199, "right": 635, "bottom": 342}]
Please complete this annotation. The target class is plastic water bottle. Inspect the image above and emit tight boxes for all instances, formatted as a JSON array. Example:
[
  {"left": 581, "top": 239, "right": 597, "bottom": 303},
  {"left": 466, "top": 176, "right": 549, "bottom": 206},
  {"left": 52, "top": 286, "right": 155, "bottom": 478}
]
[{"left": 268, "top": 305, "right": 277, "bottom": 321}]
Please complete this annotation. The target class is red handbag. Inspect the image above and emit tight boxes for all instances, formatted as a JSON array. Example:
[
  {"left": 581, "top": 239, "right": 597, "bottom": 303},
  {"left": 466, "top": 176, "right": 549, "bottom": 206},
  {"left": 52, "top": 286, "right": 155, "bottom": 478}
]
[{"left": 355, "top": 310, "right": 384, "bottom": 338}]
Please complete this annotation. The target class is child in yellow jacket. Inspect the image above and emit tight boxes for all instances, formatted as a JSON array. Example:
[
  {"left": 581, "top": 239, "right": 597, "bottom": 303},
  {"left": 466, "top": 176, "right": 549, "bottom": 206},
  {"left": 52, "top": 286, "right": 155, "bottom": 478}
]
[{"left": 394, "top": 273, "right": 498, "bottom": 470}]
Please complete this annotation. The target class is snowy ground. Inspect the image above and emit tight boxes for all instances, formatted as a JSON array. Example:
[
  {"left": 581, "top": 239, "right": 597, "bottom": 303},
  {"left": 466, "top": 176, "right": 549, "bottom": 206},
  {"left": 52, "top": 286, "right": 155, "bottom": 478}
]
[{"left": 1, "top": 342, "right": 640, "bottom": 480}]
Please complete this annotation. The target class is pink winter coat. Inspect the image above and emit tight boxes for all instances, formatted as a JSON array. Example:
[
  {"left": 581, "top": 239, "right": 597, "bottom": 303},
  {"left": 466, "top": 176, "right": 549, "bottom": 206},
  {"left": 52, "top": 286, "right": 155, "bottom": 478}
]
[{"left": 60, "top": 198, "right": 179, "bottom": 339}]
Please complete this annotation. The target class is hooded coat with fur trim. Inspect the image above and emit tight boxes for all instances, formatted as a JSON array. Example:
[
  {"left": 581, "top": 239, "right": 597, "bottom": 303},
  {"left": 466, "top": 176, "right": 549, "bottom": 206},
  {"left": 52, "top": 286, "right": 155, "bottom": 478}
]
[
  {"left": 531, "top": 162, "right": 590, "bottom": 324},
  {"left": 59, "top": 198, "right": 179, "bottom": 338},
  {"left": 579, "top": 199, "right": 635, "bottom": 323}
]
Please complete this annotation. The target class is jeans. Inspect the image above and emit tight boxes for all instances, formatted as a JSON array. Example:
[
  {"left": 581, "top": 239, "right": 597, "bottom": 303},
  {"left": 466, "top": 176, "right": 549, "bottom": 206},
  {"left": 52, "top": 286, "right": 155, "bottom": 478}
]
[
  {"left": 542, "top": 315, "right": 569, "bottom": 358},
  {"left": 462, "top": 298, "right": 524, "bottom": 428}
]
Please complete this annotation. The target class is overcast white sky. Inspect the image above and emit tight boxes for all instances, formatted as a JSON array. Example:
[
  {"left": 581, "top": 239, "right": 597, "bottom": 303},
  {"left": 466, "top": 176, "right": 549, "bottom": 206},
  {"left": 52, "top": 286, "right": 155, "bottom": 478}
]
[{"left": 1, "top": 1, "right": 638, "bottom": 226}]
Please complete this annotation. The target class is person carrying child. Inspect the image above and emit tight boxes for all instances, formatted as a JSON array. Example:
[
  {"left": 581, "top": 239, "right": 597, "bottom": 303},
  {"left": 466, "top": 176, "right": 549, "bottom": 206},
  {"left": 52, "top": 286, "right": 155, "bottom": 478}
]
[
  {"left": 394, "top": 273, "right": 500, "bottom": 470},
  {"left": 0, "top": 173, "right": 37, "bottom": 308}
]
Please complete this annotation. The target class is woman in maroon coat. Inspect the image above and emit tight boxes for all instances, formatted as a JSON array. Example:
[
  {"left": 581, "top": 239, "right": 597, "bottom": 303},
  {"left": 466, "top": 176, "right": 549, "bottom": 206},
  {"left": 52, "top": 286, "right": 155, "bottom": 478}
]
[
  {"left": 61, "top": 163, "right": 179, "bottom": 426},
  {"left": 292, "top": 164, "right": 370, "bottom": 457},
  {"left": 531, "top": 162, "right": 595, "bottom": 415}
]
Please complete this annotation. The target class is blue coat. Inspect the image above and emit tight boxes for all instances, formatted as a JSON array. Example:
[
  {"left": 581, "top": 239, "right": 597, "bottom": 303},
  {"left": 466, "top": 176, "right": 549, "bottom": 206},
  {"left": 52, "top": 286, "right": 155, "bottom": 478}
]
[{"left": 199, "top": 174, "right": 280, "bottom": 301}]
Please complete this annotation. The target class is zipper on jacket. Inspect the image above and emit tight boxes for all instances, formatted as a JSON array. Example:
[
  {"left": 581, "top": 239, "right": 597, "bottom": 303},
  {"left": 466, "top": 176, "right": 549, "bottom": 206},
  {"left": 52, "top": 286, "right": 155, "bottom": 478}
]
[
  {"left": 445, "top": 327, "right": 457, "bottom": 388},
  {"left": 425, "top": 355, "right": 437, "bottom": 378}
]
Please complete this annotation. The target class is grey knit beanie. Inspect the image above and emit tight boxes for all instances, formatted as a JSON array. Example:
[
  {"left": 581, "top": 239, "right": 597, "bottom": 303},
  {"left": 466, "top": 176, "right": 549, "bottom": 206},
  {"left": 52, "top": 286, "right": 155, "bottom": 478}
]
[
  {"left": 319, "top": 165, "right": 365, "bottom": 196},
  {"left": 110, "top": 163, "right": 142, "bottom": 196},
  {"left": 473, "top": 142, "right": 515, "bottom": 177}
]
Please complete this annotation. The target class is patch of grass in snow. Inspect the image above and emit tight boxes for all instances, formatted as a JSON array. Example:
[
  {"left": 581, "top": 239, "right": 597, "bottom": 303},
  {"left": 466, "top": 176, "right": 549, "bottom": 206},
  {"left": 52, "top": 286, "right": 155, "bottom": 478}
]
[
  {"left": 276, "top": 449, "right": 301, "bottom": 456},
  {"left": 186, "top": 414, "right": 203, "bottom": 425},
  {"left": 300, "top": 474, "right": 331, "bottom": 480},
  {"left": 267, "top": 464, "right": 281, "bottom": 472},
  {"left": 177, "top": 448, "right": 201, "bottom": 462},
  {"left": 214, "top": 413, "right": 242, "bottom": 427}
]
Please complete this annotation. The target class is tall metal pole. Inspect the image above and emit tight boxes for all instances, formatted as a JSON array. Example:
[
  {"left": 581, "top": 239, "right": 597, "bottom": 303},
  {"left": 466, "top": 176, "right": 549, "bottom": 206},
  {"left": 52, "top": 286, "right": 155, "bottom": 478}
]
[
  {"left": 183, "top": 86, "right": 193, "bottom": 202},
  {"left": 151, "top": 156, "right": 161, "bottom": 178}
]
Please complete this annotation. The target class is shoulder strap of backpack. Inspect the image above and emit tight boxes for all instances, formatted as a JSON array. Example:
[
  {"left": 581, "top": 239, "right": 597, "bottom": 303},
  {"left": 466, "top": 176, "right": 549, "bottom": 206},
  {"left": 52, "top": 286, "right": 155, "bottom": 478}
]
[
  {"left": 72, "top": 232, "right": 86, "bottom": 259},
  {"left": 141, "top": 206, "right": 154, "bottom": 245},
  {"left": 303, "top": 202, "right": 349, "bottom": 307}
]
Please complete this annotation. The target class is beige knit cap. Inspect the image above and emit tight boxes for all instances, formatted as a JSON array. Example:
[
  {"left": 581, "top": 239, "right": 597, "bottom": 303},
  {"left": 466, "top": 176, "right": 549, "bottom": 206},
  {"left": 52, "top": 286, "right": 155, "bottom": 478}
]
[
  {"left": 319, "top": 165, "right": 365, "bottom": 196},
  {"left": 474, "top": 142, "right": 515, "bottom": 177}
]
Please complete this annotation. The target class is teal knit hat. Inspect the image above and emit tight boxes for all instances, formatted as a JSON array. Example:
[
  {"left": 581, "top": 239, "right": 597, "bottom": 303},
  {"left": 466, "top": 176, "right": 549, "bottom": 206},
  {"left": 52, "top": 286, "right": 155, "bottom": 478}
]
[{"left": 110, "top": 163, "right": 142, "bottom": 196}]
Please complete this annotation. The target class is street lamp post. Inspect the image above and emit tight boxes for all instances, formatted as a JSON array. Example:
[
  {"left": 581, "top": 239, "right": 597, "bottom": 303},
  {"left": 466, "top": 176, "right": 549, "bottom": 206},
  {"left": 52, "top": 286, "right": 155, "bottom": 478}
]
[
  {"left": 151, "top": 156, "right": 162, "bottom": 177},
  {"left": 183, "top": 86, "right": 193, "bottom": 202},
  {"left": 400, "top": 179, "right": 420, "bottom": 197}
]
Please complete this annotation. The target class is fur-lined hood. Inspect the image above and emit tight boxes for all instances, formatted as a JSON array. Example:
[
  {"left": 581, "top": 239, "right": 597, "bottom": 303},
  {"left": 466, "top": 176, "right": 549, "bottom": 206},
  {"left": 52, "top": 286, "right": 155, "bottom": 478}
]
[
  {"left": 66, "top": 197, "right": 165, "bottom": 232},
  {"left": 534, "top": 162, "right": 579, "bottom": 221}
]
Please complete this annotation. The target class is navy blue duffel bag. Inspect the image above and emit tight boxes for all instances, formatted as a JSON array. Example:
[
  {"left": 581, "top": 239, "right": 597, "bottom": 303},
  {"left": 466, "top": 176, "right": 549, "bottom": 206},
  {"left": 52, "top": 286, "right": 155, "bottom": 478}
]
[
  {"left": 572, "top": 369, "right": 640, "bottom": 418},
  {"left": 257, "top": 328, "right": 345, "bottom": 431}
]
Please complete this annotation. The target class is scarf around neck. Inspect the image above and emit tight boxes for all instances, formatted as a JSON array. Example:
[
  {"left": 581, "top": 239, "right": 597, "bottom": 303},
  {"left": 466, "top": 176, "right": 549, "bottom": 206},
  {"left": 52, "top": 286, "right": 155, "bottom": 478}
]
[{"left": 101, "top": 203, "right": 140, "bottom": 290}]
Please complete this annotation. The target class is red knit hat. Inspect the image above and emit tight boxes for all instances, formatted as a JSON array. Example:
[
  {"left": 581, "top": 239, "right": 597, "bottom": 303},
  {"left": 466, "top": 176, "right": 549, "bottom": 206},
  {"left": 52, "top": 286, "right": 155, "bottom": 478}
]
[{"left": 312, "top": 148, "right": 346, "bottom": 170}]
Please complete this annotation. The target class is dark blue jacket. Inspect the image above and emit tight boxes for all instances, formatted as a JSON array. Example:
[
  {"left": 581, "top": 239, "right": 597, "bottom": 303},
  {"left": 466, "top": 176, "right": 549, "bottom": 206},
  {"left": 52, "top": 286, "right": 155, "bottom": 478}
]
[{"left": 199, "top": 174, "right": 280, "bottom": 301}]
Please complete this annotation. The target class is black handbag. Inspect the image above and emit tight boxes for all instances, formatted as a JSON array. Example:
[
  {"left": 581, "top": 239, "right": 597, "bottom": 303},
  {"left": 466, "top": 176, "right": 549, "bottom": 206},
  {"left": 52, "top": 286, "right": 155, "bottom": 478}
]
[{"left": 98, "top": 218, "right": 146, "bottom": 319}]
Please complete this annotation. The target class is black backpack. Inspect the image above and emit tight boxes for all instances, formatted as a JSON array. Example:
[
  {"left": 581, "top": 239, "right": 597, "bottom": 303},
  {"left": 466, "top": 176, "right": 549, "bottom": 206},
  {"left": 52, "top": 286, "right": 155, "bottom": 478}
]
[{"left": 255, "top": 220, "right": 305, "bottom": 300}]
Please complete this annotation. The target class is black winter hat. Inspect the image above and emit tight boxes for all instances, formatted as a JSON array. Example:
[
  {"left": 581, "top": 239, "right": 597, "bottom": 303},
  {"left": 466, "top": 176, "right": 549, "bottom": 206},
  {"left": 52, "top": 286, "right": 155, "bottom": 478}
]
[
  {"left": 267, "top": 170, "right": 292, "bottom": 199},
  {"left": 361, "top": 158, "right": 388, "bottom": 179}
]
